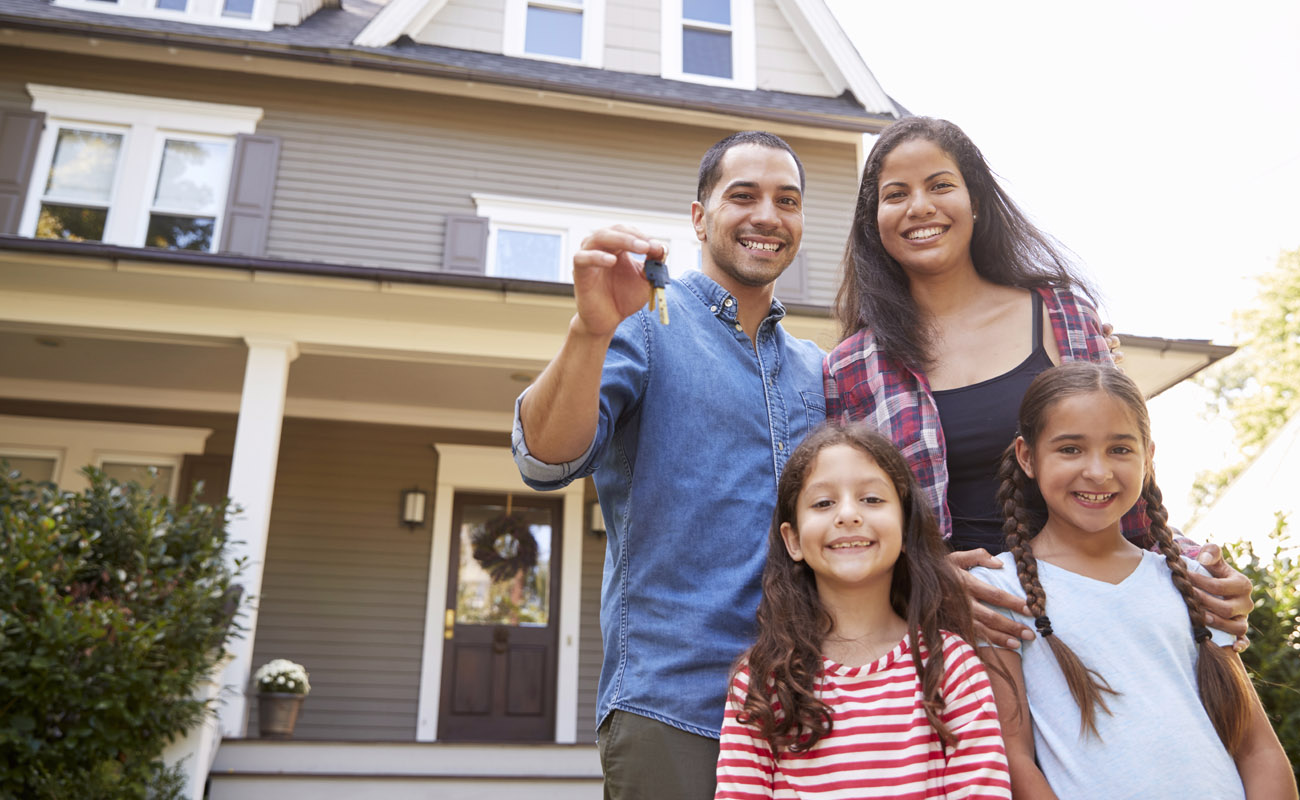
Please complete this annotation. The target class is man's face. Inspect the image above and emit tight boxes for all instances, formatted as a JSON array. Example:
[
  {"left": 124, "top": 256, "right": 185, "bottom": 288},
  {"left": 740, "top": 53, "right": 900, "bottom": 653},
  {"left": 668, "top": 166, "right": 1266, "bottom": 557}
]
[{"left": 692, "top": 144, "right": 804, "bottom": 293}]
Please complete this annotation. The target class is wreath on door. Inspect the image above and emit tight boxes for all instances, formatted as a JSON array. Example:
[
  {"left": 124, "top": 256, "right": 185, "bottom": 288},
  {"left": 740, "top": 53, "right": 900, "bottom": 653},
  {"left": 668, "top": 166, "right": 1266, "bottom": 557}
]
[{"left": 471, "top": 512, "right": 539, "bottom": 582}]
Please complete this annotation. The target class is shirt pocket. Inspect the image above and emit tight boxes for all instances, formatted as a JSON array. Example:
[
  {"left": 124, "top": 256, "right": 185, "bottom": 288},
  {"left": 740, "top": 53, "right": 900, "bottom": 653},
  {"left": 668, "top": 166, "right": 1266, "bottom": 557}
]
[{"left": 801, "top": 390, "right": 826, "bottom": 430}]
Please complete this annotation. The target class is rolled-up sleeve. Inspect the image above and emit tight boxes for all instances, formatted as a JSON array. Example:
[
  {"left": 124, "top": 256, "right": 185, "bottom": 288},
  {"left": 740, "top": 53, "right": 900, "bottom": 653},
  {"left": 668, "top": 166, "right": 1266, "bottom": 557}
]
[{"left": 511, "top": 388, "right": 599, "bottom": 490}]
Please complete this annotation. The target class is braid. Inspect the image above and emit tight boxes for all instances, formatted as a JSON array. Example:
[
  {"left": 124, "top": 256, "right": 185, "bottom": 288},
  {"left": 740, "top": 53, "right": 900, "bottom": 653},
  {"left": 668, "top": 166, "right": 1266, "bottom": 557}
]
[
  {"left": 1141, "top": 479, "right": 1253, "bottom": 756},
  {"left": 996, "top": 444, "right": 1117, "bottom": 737}
]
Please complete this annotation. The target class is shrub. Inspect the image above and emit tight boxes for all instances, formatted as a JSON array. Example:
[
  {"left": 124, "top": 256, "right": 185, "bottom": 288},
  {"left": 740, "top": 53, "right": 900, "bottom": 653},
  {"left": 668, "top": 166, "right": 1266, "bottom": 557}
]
[
  {"left": 1228, "top": 513, "right": 1300, "bottom": 781},
  {"left": 0, "top": 467, "right": 242, "bottom": 799}
]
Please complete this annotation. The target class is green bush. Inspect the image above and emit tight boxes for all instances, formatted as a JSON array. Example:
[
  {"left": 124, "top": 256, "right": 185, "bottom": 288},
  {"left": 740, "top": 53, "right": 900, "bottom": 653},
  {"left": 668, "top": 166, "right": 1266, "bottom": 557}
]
[
  {"left": 0, "top": 468, "right": 243, "bottom": 800},
  {"left": 1228, "top": 513, "right": 1300, "bottom": 781}
]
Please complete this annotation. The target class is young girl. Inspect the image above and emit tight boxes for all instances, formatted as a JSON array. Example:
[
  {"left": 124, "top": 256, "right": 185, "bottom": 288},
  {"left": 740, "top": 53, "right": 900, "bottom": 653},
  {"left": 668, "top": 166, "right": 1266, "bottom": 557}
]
[
  {"left": 714, "top": 424, "right": 1012, "bottom": 799},
  {"left": 974, "top": 361, "right": 1294, "bottom": 799}
]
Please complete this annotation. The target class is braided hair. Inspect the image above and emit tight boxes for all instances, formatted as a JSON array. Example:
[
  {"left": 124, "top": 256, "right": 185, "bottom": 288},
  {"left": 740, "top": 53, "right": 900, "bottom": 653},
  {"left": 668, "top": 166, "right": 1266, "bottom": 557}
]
[{"left": 997, "top": 361, "right": 1254, "bottom": 753}]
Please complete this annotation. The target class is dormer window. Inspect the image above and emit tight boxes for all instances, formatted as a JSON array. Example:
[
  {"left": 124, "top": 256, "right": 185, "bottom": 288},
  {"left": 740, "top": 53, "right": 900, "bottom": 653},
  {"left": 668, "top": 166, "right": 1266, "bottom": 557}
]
[
  {"left": 49, "top": 0, "right": 275, "bottom": 31},
  {"left": 504, "top": 0, "right": 605, "bottom": 68},
  {"left": 662, "top": 0, "right": 754, "bottom": 88}
]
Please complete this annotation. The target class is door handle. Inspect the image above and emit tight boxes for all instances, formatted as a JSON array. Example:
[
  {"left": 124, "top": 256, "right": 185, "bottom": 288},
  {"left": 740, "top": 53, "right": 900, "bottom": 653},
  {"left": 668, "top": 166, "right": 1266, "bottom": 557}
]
[{"left": 443, "top": 608, "right": 455, "bottom": 640}]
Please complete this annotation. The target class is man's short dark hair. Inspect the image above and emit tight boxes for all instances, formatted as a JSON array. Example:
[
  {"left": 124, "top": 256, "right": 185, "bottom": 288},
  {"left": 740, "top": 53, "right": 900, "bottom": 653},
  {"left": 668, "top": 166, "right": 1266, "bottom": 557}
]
[{"left": 697, "top": 131, "right": 806, "bottom": 203}]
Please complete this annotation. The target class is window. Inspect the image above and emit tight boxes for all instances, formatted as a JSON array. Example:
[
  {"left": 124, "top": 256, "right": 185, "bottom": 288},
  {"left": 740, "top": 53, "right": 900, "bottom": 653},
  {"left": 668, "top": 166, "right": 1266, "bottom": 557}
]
[
  {"left": 99, "top": 457, "right": 181, "bottom": 499},
  {"left": 503, "top": 0, "right": 605, "bottom": 67},
  {"left": 50, "top": 0, "right": 275, "bottom": 31},
  {"left": 473, "top": 193, "right": 700, "bottom": 284},
  {"left": 21, "top": 85, "right": 261, "bottom": 253},
  {"left": 0, "top": 448, "right": 62, "bottom": 483},
  {"left": 662, "top": 0, "right": 755, "bottom": 88}
]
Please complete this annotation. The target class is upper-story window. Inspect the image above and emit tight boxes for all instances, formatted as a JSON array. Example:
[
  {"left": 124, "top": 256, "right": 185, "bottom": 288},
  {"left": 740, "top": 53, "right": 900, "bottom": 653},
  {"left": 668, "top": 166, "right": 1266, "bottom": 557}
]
[
  {"left": 662, "top": 0, "right": 755, "bottom": 88},
  {"left": 49, "top": 0, "right": 275, "bottom": 31},
  {"left": 472, "top": 194, "right": 700, "bottom": 284},
  {"left": 503, "top": 0, "right": 605, "bottom": 67},
  {"left": 20, "top": 85, "right": 262, "bottom": 253}
]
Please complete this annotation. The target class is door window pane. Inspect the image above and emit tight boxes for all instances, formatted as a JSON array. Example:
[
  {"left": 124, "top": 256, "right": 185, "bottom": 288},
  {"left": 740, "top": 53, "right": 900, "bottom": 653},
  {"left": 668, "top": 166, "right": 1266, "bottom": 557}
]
[
  {"left": 495, "top": 229, "right": 562, "bottom": 281},
  {"left": 683, "top": 28, "right": 732, "bottom": 78},
  {"left": 147, "top": 138, "right": 231, "bottom": 251},
  {"left": 100, "top": 462, "right": 175, "bottom": 498},
  {"left": 684, "top": 0, "right": 729, "bottom": 24},
  {"left": 1, "top": 456, "right": 57, "bottom": 483},
  {"left": 455, "top": 502, "right": 553, "bottom": 627},
  {"left": 525, "top": 5, "right": 583, "bottom": 59}
]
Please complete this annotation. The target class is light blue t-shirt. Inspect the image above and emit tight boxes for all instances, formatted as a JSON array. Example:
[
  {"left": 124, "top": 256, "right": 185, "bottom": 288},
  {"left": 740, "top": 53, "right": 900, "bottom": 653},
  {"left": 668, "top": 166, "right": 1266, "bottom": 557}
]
[{"left": 972, "top": 549, "right": 1242, "bottom": 800}]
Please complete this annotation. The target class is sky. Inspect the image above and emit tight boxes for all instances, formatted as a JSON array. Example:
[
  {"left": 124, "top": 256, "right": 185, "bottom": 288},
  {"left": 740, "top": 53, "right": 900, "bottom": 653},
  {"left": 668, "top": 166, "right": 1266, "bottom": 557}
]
[{"left": 823, "top": 0, "right": 1300, "bottom": 531}]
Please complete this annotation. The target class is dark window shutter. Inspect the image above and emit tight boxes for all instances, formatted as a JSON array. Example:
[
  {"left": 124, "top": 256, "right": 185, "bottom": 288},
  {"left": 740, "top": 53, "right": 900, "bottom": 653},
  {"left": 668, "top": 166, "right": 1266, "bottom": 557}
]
[
  {"left": 442, "top": 214, "right": 489, "bottom": 274},
  {"left": 0, "top": 110, "right": 45, "bottom": 235},
  {"left": 775, "top": 248, "right": 808, "bottom": 303},
  {"left": 219, "top": 133, "right": 281, "bottom": 257}
]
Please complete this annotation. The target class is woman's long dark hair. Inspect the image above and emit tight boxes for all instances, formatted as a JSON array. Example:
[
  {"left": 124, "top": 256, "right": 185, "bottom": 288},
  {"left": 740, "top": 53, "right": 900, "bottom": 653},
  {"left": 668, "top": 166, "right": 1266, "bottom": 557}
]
[
  {"left": 997, "top": 362, "right": 1253, "bottom": 752},
  {"left": 833, "top": 116, "right": 1097, "bottom": 369},
  {"left": 736, "top": 423, "right": 978, "bottom": 753}
]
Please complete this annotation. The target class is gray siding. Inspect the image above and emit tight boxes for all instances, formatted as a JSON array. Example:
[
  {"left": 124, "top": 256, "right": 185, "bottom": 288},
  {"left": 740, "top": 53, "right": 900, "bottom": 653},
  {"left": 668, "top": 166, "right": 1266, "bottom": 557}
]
[
  {"left": 4, "top": 48, "right": 860, "bottom": 305},
  {"left": 577, "top": 491, "right": 605, "bottom": 740},
  {"left": 417, "top": 0, "right": 507, "bottom": 53},
  {"left": 605, "top": 0, "right": 660, "bottom": 75},
  {"left": 756, "top": 0, "right": 836, "bottom": 96},
  {"left": 248, "top": 418, "right": 437, "bottom": 741}
]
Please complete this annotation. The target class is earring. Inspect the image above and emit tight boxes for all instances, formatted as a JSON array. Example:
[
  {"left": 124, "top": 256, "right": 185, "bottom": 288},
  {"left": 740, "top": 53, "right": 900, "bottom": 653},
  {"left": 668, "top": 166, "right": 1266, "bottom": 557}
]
[{"left": 973, "top": 213, "right": 979, "bottom": 222}]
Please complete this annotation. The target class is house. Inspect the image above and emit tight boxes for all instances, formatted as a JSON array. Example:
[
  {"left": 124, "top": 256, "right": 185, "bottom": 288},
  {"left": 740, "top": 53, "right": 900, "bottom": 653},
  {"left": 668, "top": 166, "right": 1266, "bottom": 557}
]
[{"left": 0, "top": 0, "right": 1232, "bottom": 796}]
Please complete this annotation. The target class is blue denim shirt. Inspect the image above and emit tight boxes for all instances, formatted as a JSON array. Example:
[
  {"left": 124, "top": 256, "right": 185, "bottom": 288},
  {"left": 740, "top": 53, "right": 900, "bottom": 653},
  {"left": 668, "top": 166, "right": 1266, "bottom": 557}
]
[{"left": 512, "top": 270, "right": 825, "bottom": 738}]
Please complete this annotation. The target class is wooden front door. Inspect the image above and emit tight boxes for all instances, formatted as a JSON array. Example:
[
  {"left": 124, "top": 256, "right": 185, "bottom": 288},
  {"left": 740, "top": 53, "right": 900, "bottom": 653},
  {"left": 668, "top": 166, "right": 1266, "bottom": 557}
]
[{"left": 438, "top": 492, "right": 562, "bottom": 741}]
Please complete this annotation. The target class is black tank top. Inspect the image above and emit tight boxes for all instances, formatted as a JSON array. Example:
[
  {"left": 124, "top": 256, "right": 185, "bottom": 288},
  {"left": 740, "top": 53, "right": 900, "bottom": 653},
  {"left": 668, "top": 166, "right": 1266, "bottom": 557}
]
[{"left": 932, "top": 296, "right": 1052, "bottom": 554}]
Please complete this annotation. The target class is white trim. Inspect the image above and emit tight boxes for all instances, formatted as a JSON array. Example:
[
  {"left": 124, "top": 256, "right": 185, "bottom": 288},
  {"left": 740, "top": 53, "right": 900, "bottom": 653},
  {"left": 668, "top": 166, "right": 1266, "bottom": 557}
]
[
  {"left": 773, "top": 0, "right": 896, "bottom": 115},
  {"left": 503, "top": 0, "right": 605, "bottom": 69},
  {"left": 20, "top": 86, "right": 262, "bottom": 252},
  {"left": 50, "top": 0, "right": 276, "bottom": 31},
  {"left": 661, "top": 0, "right": 756, "bottom": 90},
  {"left": 0, "top": 415, "right": 211, "bottom": 493},
  {"left": 416, "top": 444, "right": 584, "bottom": 743},
  {"left": 472, "top": 193, "right": 700, "bottom": 283},
  {"left": 353, "top": 0, "right": 450, "bottom": 48}
]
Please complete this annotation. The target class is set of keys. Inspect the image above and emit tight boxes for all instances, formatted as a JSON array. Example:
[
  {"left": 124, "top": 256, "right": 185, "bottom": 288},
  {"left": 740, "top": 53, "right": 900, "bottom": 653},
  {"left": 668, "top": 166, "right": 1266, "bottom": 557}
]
[{"left": 643, "top": 258, "right": 670, "bottom": 325}]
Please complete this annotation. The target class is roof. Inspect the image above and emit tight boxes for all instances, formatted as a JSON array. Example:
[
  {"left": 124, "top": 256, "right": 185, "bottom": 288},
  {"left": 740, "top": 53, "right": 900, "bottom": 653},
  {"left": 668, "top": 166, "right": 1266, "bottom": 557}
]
[{"left": 0, "top": 0, "right": 899, "bottom": 133}]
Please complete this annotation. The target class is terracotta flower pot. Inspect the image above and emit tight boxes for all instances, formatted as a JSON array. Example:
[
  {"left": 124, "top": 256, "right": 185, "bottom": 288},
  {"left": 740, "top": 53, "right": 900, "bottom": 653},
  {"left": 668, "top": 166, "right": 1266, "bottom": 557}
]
[{"left": 257, "top": 692, "right": 305, "bottom": 739}]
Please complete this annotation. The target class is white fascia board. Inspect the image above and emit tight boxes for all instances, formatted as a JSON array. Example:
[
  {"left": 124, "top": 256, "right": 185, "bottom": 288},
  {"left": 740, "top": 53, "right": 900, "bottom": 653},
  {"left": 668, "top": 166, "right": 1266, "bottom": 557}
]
[
  {"left": 353, "top": 0, "right": 449, "bottom": 48},
  {"left": 774, "top": 0, "right": 897, "bottom": 116}
]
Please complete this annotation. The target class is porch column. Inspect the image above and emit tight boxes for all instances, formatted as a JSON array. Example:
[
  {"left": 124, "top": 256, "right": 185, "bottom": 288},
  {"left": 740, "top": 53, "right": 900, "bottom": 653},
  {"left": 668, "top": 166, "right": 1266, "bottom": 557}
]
[{"left": 218, "top": 336, "right": 299, "bottom": 737}]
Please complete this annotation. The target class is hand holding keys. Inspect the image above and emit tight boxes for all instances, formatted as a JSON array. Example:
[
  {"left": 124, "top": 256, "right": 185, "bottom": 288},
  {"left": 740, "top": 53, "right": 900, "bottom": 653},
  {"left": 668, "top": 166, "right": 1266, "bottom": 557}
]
[{"left": 644, "top": 258, "right": 669, "bottom": 325}]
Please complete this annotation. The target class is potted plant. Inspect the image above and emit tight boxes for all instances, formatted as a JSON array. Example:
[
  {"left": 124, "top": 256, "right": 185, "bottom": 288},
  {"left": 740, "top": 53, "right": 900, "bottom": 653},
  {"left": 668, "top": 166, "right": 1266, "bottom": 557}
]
[{"left": 254, "top": 658, "right": 311, "bottom": 739}]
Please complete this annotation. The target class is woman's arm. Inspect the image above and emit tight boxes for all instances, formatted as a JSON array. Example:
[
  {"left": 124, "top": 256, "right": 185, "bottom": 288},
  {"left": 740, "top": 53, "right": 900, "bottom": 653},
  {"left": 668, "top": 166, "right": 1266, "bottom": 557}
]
[
  {"left": 980, "top": 647, "right": 1059, "bottom": 800},
  {"left": 1231, "top": 649, "right": 1297, "bottom": 799}
]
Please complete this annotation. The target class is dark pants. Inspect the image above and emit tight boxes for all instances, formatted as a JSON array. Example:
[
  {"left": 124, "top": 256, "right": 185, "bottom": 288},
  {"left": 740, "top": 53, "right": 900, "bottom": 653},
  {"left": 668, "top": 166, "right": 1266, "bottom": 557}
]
[{"left": 597, "top": 710, "right": 720, "bottom": 800}]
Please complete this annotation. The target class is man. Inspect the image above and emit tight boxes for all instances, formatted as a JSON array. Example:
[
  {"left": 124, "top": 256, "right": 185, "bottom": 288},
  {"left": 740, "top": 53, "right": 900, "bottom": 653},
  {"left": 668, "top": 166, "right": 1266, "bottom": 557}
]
[{"left": 512, "top": 131, "right": 820, "bottom": 799}]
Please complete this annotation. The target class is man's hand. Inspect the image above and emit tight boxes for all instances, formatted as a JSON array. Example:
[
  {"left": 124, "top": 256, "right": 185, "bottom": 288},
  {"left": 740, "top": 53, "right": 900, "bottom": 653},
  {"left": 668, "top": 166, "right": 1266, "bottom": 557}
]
[
  {"left": 1101, "top": 322, "right": 1125, "bottom": 368},
  {"left": 949, "top": 549, "right": 1035, "bottom": 649},
  {"left": 572, "top": 226, "right": 667, "bottom": 340},
  {"left": 1187, "top": 543, "right": 1254, "bottom": 650}
]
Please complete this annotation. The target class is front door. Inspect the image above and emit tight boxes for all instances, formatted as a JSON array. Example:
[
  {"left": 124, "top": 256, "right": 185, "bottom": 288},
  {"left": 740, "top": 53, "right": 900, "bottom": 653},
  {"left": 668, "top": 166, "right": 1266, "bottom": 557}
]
[{"left": 438, "top": 492, "right": 562, "bottom": 741}]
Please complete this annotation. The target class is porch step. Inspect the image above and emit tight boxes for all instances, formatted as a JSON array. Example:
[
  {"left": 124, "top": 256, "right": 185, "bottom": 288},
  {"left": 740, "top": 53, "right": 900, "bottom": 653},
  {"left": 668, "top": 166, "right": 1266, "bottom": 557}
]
[{"left": 209, "top": 740, "right": 602, "bottom": 799}]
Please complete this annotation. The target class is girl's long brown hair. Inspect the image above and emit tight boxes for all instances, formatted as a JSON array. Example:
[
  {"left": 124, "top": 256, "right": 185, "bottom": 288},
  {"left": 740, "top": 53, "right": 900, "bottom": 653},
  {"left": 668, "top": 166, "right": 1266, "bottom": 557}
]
[
  {"left": 997, "top": 361, "right": 1253, "bottom": 752},
  {"left": 736, "top": 423, "right": 978, "bottom": 753}
]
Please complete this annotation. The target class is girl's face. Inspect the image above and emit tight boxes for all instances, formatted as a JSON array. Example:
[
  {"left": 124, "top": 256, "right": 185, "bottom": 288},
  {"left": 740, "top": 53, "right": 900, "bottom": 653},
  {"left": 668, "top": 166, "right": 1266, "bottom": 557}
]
[
  {"left": 874, "top": 138, "right": 977, "bottom": 282},
  {"left": 1016, "top": 391, "right": 1153, "bottom": 539},
  {"left": 781, "top": 444, "right": 903, "bottom": 592}
]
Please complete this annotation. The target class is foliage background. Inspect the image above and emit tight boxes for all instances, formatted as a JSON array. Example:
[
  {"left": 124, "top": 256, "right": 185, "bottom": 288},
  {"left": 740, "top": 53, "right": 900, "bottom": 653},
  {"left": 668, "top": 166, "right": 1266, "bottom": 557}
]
[{"left": 0, "top": 469, "right": 241, "bottom": 800}]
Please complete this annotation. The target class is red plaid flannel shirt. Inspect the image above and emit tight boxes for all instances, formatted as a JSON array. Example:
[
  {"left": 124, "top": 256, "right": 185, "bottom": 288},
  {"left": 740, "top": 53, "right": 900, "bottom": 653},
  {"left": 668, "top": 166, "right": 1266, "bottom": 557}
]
[{"left": 824, "top": 286, "right": 1153, "bottom": 545}]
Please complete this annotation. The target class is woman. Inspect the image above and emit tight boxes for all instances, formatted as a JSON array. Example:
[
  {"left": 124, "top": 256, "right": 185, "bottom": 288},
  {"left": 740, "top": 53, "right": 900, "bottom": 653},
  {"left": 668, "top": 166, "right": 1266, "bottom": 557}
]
[{"left": 825, "top": 116, "right": 1251, "bottom": 648}]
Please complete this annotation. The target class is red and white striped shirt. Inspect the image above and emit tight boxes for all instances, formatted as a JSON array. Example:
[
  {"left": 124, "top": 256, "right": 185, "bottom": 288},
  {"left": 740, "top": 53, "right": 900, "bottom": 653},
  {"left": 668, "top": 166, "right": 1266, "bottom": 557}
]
[{"left": 715, "top": 632, "right": 1010, "bottom": 799}]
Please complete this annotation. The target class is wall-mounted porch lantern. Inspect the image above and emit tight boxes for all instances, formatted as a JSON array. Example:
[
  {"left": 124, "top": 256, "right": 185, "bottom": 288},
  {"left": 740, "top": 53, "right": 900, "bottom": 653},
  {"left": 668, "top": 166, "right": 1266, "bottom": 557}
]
[{"left": 401, "top": 487, "right": 428, "bottom": 528}]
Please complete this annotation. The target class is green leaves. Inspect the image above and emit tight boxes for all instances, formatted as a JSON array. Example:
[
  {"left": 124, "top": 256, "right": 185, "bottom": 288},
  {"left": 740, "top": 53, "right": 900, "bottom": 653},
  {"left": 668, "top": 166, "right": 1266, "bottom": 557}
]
[{"left": 0, "top": 468, "right": 242, "bottom": 799}]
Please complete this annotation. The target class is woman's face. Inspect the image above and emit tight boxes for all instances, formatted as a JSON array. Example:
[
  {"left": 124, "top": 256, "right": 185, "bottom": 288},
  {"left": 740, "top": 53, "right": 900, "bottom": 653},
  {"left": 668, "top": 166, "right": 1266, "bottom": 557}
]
[{"left": 874, "top": 138, "right": 977, "bottom": 282}]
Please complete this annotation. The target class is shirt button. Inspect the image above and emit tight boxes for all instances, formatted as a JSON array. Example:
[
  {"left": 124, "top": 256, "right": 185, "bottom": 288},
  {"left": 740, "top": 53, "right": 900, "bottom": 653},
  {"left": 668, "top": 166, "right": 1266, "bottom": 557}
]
[
  {"left": 734, "top": 323, "right": 743, "bottom": 332},
  {"left": 723, "top": 298, "right": 733, "bottom": 307},
  {"left": 777, "top": 442, "right": 784, "bottom": 451},
  {"left": 710, "top": 304, "right": 718, "bottom": 313}
]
